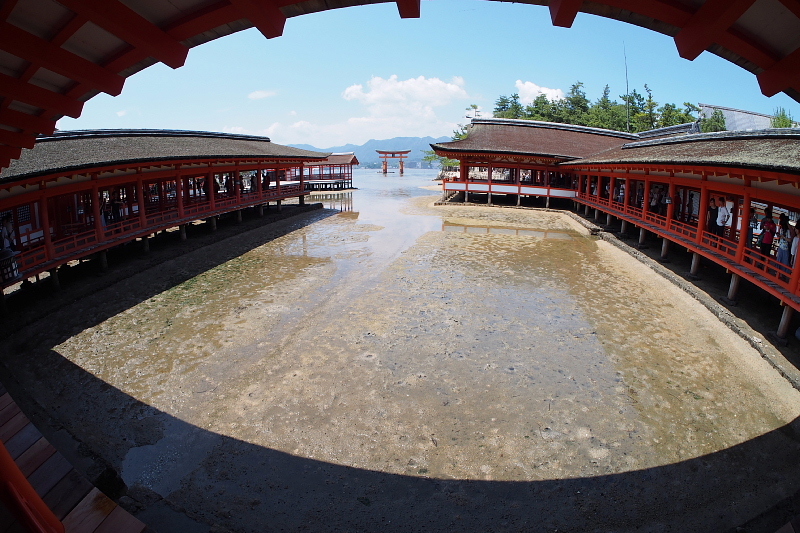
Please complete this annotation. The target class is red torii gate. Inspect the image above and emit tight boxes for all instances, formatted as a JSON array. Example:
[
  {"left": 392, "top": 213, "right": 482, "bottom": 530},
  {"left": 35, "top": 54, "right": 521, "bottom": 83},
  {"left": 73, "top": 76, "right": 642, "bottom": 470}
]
[{"left": 376, "top": 150, "right": 411, "bottom": 175}]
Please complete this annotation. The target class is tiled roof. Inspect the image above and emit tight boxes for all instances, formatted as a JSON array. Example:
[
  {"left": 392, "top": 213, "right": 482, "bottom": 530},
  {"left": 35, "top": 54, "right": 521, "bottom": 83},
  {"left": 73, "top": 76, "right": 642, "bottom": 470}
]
[
  {"left": 305, "top": 152, "right": 359, "bottom": 166},
  {"left": 564, "top": 129, "right": 800, "bottom": 174},
  {"left": 430, "top": 119, "right": 637, "bottom": 161},
  {"left": 0, "top": 130, "right": 330, "bottom": 182}
]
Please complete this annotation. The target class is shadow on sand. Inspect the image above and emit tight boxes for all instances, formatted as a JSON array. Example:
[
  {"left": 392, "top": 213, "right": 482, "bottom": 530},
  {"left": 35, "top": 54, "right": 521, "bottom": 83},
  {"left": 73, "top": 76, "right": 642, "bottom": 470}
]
[{"left": 1, "top": 204, "right": 799, "bottom": 533}]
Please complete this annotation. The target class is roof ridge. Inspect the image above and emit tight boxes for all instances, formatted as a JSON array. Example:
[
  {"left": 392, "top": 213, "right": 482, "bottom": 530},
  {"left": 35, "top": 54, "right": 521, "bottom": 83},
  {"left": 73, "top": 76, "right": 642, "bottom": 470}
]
[
  {"left": 471, "top": 118, "right": 640, "bottom": 139},
  {"left": 622, "top": 128, "right": 800, "bottom": 149},
  {"left": 40, "top": 129, "right": 272, "bottom": 143}
]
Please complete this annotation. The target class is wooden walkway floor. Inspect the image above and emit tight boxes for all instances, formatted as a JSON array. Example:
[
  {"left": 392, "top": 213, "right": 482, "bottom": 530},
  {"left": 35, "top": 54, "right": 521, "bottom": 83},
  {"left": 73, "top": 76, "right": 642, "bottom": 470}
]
[{"left": 0, "top": 382, "right": 147, "bottom": 533}]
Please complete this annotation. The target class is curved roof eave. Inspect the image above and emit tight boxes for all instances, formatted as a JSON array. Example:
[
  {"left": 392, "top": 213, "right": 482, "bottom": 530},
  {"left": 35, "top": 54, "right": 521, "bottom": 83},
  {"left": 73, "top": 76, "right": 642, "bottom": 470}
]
[
  {"left": 0, "top": 130, "right": 330, "bottom": 184},
  {"left": 3, "top": 0, "right": 800, "bottom": 171},
  {"left": 430, "top": 144, "right": 576, "bottom": 162}
]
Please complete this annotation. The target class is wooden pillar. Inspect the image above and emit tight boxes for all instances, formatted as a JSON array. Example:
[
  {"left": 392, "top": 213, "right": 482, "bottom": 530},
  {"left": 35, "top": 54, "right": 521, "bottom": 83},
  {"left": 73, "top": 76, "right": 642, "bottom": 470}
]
[
  {"left": 620, "top": 220, "right": 628, "bottom": 235},
  {"left": 136, "top": 174, "right": 147, "bottom": 228},
  {"left": 659, "top": 237, "right": 670, "bottom": 262},
  {"left": 594, "top": 208, "right": 600, "bottom": 221},
  {"left": 176, "top": 173, "right": 185, "bottom": 218},
  {"left": 638, "top": 226, "right": 647, "bottom": 247},
  {"left": 606, "top": 212, "right": 612, "bottom": 226},
  {"left": 643, "top": 178, "right": 651, "bottom": 215},
  {"left": 277, "top": 199, "right": 282, "bottom": 212},
  {"left": 258, "top": 204, "right": 264, "bottom": 217},
  {"left": 689, "top": 252, "right": 701, "bottom": 278},
  {"left": 39, "top": 194, "right": 54, "bottom": 260},
  {"left": 487, "top": 164, "right": 493, "bottom": 205},
  {"left": 777, "top": 304, "right": 794, "bottom": 339},
  {"left": 179, "top": 224, "right": 187, "bottom": 241},
  {"left": 49, "top": 268, "right": 60, "bottom": 290},
  {"left": 98, "top": 250, "right": 108, "bottom": 271},
  {"left": 141, "top": 234, "right": 150, "bottom": 253},
  {"left": 721, "top": 273, "right": 741, "bottom": 305},
  {"left": 208, "top": 173, "right": 216, "bottom": 210},
  {"left": 696, "top": 182, "right": 710, "bottom": 244},
  {"left": 735, "top": 192, "right": 752, "bottom": 263},
  {"left": 209, "top": 216, "right": 217, "bottom": 231},
  {"left": 91, "top": 177, "right": 104, "bottom": 241},
  {"left": 299, "top": 164, "right": 306, "bottom": 205},
  {"left": 666, "top": 181, "right": 676, "bottom": 221},
  {"left": 236, "top": 210, "right": 243, "bottom": 224}
]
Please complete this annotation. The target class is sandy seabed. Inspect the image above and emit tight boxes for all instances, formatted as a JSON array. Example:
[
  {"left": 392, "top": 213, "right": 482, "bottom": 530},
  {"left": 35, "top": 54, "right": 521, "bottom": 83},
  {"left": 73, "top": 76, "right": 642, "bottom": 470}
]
[{"left": 3, "top": 197, "right": 800, "bottom": 532}]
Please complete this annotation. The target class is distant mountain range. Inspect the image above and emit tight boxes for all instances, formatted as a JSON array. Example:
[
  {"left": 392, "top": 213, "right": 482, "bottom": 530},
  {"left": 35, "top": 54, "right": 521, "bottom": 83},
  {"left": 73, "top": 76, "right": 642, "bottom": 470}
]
[{"left": 289, "top": 136, "right": 451, "bottom": 166}]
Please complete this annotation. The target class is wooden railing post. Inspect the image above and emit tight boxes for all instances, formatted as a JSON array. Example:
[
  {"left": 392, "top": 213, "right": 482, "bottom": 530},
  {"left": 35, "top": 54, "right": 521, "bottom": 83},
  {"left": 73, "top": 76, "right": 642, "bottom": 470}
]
[
  {"left": 176, "top": 169, "right": 185, "bottom": 218},
  {"left": 697, "top": 181, "right": 709, "bottom": 244},
  {"left": 91, "top": 174, "right": 104, "bottom": 241},
  {"left": 0, "top": 442, "right": 64, "bottom": 533},
  {"left": 666, "top": 180, "right": 676, "bottom": 222},
  {"left": 735, "top": 192, "right": 751, "bottom": 263},
  {"left": 136, "top": 172, "right": 146, "bottom": 227},
  {"left": 39, "top": 188, "right": 54, "bottom": 260}
]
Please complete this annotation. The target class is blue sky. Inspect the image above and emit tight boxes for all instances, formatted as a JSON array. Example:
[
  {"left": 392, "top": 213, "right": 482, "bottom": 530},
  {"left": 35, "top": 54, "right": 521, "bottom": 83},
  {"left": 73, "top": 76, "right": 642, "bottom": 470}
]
[{"left": 57, "top": 0, "right": 800, "bottom": 148}]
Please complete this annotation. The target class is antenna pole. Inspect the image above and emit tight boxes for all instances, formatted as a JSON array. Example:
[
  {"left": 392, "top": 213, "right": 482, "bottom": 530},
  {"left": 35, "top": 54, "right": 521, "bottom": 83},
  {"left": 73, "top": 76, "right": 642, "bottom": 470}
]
[{"left": 624, "top": 42, "right": 630, "bottom": 132}]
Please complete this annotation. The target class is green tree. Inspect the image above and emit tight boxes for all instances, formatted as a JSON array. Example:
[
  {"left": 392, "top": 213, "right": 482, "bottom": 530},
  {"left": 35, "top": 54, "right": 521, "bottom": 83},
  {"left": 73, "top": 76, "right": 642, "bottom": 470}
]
[
  {"left": 493, "top": 95, "right": 511, "bottom": 117},
  {"left": 523, "top": 94, "right": 554, "bottom": 121},
  {"left": 495, "top": 93, "right": 523, "bottom": 118},
  {"left": 657, "top": 103, "right": 681, "bottom": 127},
  {"left": 681, "top": 102, "right": 700, "bottom": 123},
  {"left": 562, "top": 82, "right": 590, "bottom": 125},
  {"left": 701, "top": 109, "right": 727, "bottom": 132},
  {"left": 771, "top": 107, "right": 795, "bottom": 128},
  {"left": 586, "top": 85, "right": 626, "bottom": 130}
]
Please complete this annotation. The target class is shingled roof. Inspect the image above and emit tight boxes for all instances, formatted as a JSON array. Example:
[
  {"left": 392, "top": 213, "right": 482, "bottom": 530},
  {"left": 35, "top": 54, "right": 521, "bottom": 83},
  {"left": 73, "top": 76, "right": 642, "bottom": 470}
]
[
  {"left": 304, "top": 152, "right": 359, "bottom": 167},
  {"left": 430, "top": 119, "right": 638, "bottom": 161},
  {"left": 0, "top": 130, "right": 330, "bottom": 183},
  {"left": 564, "top": 129, "right": 800, "bottom": 174}
]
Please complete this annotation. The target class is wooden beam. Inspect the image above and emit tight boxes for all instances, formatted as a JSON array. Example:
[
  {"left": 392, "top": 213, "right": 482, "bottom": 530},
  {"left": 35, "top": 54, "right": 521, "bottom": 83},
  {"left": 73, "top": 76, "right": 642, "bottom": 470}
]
[
  {"left": 0, "top": 22, "right": 124, "bottom": 96},
  {"left": 0, "top": 145, "right": 22, "bottom": 162},
  {"left": 0, "top": 129, "right": 37, "bottom": 149},
  {"left": 758, "top": 47, "right": 800, "bottom": 97},
  {"left": 549, "top": 0, "right": 583, "bottom": 28},
  {"left": 56, "top": 0, "right": 188, "bottom": 69},
  {"left": 165, "top": 2, "right": 241, "bottom": 41},
  {"left": 396, "top": 0, "right": 420, "bottom": 19},
  {"left": 228, "top": 0, "right": 286, "bottom": 39},
  {"left": 0, "top": 73, "right": 83, "bottom": 118},
  {"left": 0, "top": 108, "right": 56, "bottom": 134},
  {"left": 673, "top": 0, "right": 757, "bottom": 60}
]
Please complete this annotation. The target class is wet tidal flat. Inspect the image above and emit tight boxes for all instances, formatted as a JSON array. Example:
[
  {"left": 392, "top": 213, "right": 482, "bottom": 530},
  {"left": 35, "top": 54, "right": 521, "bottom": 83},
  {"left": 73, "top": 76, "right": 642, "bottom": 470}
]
[{"left": 4, "top": 172, "right": 800, "bottom": 532}]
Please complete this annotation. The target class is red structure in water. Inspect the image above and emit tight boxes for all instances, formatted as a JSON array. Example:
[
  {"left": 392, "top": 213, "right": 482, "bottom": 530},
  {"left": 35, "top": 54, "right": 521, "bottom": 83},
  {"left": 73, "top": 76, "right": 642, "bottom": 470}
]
[{"left": 376, "top": 150, "right": 411, "bottom": 175}]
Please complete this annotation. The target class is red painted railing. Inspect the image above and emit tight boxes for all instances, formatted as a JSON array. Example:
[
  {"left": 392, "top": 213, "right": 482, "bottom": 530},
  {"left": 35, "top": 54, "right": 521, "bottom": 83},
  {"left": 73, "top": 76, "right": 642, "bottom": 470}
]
[
  {"left": 577, "top": 191, "right": 800, "bottom": 307},
  {"left": 1, "top": 184, "right": 307, "bottom": 290}
]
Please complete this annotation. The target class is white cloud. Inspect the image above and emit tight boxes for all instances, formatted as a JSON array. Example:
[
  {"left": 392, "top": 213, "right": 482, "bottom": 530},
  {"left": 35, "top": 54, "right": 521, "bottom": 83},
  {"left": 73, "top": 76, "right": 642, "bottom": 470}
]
[
  {"left": 223, "top": 126, "right": 248, "bottom": 134},
  {"left": 248, "top": 90, "right": 277, "bottom": 100},
  {"left": 116, "top": 110, "right": 127, "bottom": 117},
  {"left": 267, "top": 75, "right": 470, "bottom": 146},
  {"left": 515, "top": 80, "right": 565, "bottom": 105}
]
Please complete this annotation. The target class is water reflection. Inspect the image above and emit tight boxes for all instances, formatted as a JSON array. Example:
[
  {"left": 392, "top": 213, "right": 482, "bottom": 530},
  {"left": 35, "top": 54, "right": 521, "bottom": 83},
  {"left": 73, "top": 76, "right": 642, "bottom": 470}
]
[
  {"left": 307, "top": 190, "right": 354, "bottom": 212},
  {"left": 442, "top": 222, "right": 573, "bottom": 239}
]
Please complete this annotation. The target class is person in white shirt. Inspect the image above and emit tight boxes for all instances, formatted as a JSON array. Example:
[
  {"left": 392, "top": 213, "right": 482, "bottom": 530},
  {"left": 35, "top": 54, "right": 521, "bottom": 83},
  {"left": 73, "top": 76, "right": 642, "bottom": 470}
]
[{"left": 715, "top": 196, "right": 730, "bottom": 237}]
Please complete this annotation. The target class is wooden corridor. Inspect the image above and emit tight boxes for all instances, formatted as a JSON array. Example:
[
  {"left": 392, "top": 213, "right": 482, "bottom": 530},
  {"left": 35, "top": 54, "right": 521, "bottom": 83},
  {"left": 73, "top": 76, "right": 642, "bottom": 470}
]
[{"left": 0, "top": 382, "right": 147, "bottom": 533}]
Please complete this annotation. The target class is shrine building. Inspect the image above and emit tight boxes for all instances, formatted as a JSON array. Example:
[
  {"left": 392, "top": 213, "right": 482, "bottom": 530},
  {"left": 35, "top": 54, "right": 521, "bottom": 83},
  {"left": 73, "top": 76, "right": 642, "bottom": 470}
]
[
  {"left": 432, "top": 118, "right": 800, "bottom": 340},
  {"left": 0, "top": 129, "right": 329, "bottom": 292}
]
